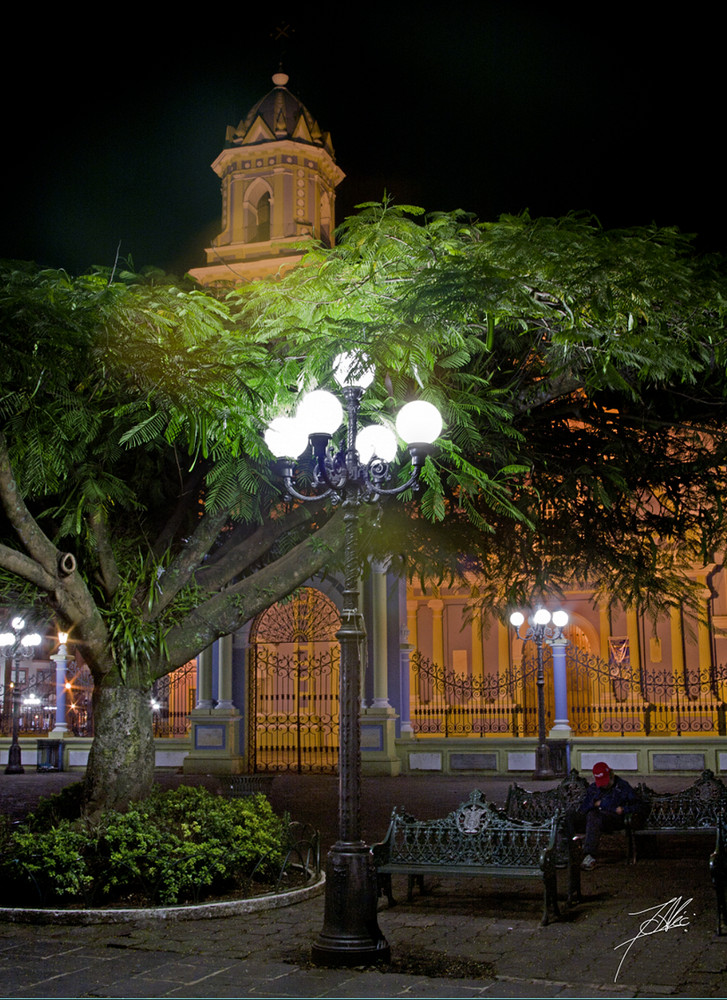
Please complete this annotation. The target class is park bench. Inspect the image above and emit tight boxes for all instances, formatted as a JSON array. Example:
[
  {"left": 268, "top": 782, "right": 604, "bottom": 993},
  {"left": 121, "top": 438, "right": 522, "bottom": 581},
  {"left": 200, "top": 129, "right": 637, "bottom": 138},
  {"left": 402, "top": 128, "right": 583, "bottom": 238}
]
[
  {"left": 634, "top": 769, "right": 727, "bottom": 860},
  {"left": 504, "top": 768, "right": 589, "bottom": 824},
  {"left": 504, "top": 769, "right": 587, "bottom": 903},
  {"left": 710, "top": 813, "right": 727, "bottom": 934},
  {"left": 371, "top": 789, "right": 563, "bottom": 925}
]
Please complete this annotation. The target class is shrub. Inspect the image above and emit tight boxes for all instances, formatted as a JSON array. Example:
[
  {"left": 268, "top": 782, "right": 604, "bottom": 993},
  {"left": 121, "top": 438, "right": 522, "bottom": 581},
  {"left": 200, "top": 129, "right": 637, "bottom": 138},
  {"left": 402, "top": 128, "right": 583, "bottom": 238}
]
[{"left": 0, "top": 786, "right": 285, "bottom": 908}]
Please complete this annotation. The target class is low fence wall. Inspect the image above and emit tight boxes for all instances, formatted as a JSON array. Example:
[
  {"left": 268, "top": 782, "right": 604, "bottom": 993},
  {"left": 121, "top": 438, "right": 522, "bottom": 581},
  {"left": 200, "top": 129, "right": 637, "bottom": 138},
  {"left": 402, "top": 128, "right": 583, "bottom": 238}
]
[
  {"left": 0, "top": 737, "right": 190, "bottom": 772},
  {"left": 396, "top": 735, "right": 727, "bottom": 778}
]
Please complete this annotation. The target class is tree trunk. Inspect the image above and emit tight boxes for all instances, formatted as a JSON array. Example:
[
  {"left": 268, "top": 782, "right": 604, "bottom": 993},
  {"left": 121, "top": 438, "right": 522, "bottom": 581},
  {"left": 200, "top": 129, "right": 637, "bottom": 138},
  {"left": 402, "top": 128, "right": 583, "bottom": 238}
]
[{"left": 83, "top": 684, "right": 155, "bottom": 815}]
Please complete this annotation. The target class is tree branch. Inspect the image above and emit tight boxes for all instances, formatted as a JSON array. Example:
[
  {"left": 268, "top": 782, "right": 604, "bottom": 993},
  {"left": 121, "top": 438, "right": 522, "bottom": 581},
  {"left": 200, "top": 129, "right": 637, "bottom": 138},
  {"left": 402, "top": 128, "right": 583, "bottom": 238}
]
[
  {"left": 89, "top": 508, "right": 121, "bottom": 598},
  {"left": 159, "top": 509, "right": 344, "bottom": 674},
  {"left": 0, "top": 432, "right": 58, "bottom": 576},
  {"left": 195, "top": 503, "right": 320, "bottom": 592},
  {"left": 145, "top": 508, "right": 230, "bottom": 621},
  {"left": 0, "top": 543, "right": 56, "bottom": 591}
]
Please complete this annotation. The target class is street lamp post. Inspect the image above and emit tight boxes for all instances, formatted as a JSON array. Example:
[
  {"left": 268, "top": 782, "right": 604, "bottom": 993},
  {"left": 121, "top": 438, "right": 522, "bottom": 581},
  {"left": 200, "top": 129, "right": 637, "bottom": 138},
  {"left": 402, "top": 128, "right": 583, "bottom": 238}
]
[
  {"left": 0, "top": 617, "right": 42, "bottom": 774},
  {"left": 509, "top": 607, "right": 568, "bottom": 780},
  {"left": 265, "top": 354, "right": 442, "bottom": 966}
]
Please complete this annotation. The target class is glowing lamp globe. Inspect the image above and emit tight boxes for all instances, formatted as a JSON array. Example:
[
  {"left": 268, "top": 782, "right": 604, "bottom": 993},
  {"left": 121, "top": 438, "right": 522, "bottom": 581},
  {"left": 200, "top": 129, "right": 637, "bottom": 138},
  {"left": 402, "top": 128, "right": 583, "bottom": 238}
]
[
  {"left": 533, "top": 608, "right": 551, "bottom": 626},
  {"left": 357, "top": 424, "right": 398, "bottom": 463},
  {"left": 552, "top": 610, "right": 569, "bottom": 628},
  {"left": 296, "top": 390, "right": 343, "bottom": 436},
  {"left": 264, "top": 417, "right": 309, "bottom": 459},
  {"left": 395, "top": 400, "right": 442, "bottom": 445},
  {"left": 21, "top": 633, "right": 42, "bottom": 648},
  {"left": 509, "top": 611, "right": 525, "bottom": 628},
  {"left": 333, "top": 352, "right": 374, "bottom": 390}
]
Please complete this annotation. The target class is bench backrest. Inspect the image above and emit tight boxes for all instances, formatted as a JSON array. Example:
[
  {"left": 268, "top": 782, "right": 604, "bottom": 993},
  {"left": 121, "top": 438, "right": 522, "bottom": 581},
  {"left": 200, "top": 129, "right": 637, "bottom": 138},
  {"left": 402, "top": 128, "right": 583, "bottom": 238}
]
[
  {"left": 636, "top": 769, "right": 727, "bottom": 830},
  {"left": 377, "top": 789, "right": 557, "bottom": 868},
  {"left": 505, "top": 769, "right": 588, "bottom": 822}
]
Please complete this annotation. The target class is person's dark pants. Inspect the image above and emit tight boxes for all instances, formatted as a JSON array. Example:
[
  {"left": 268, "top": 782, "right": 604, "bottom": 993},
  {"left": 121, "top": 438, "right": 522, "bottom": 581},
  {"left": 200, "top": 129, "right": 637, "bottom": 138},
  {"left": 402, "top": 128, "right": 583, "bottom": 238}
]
[{"left": 582, "top": 808, "right": 626, "bottom": 856}]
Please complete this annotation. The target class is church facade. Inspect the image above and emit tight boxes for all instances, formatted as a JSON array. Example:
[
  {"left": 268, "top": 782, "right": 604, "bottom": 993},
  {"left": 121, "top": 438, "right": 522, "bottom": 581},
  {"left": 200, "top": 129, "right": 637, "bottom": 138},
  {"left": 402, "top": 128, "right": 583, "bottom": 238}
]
[{"left": 173, "top": 72, "right": 727, "bottom": 783}]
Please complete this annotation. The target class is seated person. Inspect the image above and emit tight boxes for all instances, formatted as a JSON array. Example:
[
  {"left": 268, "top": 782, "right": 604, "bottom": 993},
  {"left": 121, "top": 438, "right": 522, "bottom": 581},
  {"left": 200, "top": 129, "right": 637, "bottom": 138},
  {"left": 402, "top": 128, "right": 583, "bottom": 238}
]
[{"left": 575, "top": 762, "right": 644, "bottom": 870}]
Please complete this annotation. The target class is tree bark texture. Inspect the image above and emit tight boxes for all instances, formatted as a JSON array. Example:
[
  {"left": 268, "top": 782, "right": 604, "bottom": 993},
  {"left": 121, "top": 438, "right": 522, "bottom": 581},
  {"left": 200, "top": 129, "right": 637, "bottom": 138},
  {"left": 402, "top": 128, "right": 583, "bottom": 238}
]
[{"left": 83, "top": 684, "right": 155, "bottom": 814}]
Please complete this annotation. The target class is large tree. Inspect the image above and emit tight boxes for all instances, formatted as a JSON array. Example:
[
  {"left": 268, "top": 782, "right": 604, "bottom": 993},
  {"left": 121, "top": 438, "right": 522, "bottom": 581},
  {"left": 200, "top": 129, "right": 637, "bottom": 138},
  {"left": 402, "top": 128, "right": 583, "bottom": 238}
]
[{"left": 1, "top": 204, "right": 726, "bottom": 811}]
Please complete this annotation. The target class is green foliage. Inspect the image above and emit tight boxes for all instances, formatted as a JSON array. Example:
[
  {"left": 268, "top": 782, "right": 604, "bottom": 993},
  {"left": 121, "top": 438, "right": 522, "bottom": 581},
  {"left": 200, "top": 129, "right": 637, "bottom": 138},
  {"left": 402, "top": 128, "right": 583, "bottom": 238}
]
[
  {"left": 25, "top": 780, "right": 86, "bottom": 829},
  {"left": 2, "top": 201, "right": 727, "bottom": 688},
  {"left": 0, "top": 786, "right": 285, "bottom": 907},
  {"left": 237, "top": 203, "right": 727, "bottom": 613},
  {"left": 4, "top": 825, "right": 94, "bottom": 903}
]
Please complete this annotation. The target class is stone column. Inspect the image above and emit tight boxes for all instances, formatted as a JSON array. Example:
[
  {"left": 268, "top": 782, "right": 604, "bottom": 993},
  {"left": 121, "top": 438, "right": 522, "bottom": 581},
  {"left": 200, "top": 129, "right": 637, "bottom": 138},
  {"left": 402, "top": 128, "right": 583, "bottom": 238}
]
[
  {"left": 471, "top": 603, "right": 484, "bottom": 683},
  {"left": 670, "top": 605, "right": 685, "bottom": 679},
  {"left": 429, "top": 598, "right": 445, "bottom": 668},
  {"left": 184, "top": 636, "right": 244, "bottom": 775},
  {"left": 626, "top": 609, "right": 641, "bottom": 671},
  {"left": 49, "top": 636, "right": 69, "bottom": 736},
  {"left": 697, "top": 579, "right": 713, "bottom": 671},
  {"left": 195, "top": 645, "right": 214, "bottom": 709},
  {"left": 598, "top": 603, "right": 611, "bottom": 663},
  {"left": 371, "top": 560, "right": 391, "bottom": 708},
  {"left": 214, "top": 635, "right": 235, "bottom": 711},
  {"left": 399, "top": 621, "right": 413, "bottom": 736},
  {"left": 548, "top": 636, "right": 572, "bottom": 738},
  {"left": 361, "top": 563, "right": 400, "bottom": 777}
]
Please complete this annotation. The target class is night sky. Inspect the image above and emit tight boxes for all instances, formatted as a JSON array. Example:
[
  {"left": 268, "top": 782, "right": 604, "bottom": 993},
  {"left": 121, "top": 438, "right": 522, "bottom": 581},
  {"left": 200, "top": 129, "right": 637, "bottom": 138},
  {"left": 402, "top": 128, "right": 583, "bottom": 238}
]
[{"left": 4, "top": 5, "right": 723, "bottom": 276}]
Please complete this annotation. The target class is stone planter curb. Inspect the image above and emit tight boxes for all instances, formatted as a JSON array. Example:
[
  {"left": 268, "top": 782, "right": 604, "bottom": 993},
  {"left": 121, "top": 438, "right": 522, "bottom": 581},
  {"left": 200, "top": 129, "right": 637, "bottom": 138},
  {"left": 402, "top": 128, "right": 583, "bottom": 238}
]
[{"left": 0, "top": 870, "right": 325, "bottom": 925}]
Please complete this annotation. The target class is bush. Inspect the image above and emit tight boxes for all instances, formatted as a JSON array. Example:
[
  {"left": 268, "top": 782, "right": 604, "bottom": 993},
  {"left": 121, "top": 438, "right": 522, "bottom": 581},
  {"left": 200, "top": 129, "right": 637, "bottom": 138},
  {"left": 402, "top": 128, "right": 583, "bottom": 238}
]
[{"left": 0, "top": 786, "right": 285, "bottom": 908}]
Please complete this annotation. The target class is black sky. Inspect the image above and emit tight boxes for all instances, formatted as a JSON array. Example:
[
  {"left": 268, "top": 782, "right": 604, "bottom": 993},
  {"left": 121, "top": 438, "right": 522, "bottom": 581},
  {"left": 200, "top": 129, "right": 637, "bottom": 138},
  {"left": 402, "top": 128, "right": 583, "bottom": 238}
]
[{"left": 4, "top": 4, "right": 723, "bottom": 275}]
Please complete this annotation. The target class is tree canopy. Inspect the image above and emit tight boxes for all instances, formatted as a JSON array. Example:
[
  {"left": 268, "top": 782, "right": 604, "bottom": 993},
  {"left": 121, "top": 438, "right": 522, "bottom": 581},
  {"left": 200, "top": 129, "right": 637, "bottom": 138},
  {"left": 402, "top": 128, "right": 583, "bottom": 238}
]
[
  {"left": 1, "top": 203, "right": 726, "bottom": 808},
  {"left": 235, "top": 203, "right": 727, "bottom": 614}
]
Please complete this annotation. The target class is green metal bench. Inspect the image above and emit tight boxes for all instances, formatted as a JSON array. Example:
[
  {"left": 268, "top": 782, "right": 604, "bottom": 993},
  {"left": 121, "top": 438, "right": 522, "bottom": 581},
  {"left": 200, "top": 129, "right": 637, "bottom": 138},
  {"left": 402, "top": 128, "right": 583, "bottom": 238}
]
[
  {"left": 503, "top": 769, "right": 587, "bottom": 903},
  {"left": 634, "top": 769, "right": 727, "bottom": 858},
  {"left": 710, "top": 813, "right": 727, "bottom": 934},
  {"left": 371, "top": 789, "right": 563, "bottom": 925}
]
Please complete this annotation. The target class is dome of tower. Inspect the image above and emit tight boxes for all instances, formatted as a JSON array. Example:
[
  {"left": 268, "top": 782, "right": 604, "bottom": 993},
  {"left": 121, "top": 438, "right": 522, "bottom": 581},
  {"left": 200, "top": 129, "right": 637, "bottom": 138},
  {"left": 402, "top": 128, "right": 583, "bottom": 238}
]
[{"left": 226, "top": 71, "right": 332, "bottom": 153}]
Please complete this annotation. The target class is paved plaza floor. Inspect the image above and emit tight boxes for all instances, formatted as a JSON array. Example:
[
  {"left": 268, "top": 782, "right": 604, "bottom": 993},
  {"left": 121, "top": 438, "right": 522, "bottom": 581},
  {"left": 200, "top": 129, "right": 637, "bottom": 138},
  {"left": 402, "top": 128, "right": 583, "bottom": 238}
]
[{"left": 0, "top": 770, "right": 725, "bottom": 999}]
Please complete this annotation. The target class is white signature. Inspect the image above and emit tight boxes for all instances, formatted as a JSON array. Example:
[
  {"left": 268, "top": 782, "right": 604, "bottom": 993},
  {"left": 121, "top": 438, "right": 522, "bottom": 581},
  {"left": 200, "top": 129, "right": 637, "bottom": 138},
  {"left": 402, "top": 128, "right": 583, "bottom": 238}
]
[{"left": 613, "top": 896, "right": 692, "bottom": 982}]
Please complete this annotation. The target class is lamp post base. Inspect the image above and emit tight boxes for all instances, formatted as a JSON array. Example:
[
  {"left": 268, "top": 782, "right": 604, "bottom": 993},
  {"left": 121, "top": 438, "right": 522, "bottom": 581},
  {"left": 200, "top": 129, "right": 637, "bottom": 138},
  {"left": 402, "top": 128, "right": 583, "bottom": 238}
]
[
  {"left": 311, "top": 841, "right": 390, "bottom": 967},
  {"left": 532, "top": 742, "right": 556, "bottom": 781},
  {"left": 5, "top": 742, "right": 24, "bottom": 774}
]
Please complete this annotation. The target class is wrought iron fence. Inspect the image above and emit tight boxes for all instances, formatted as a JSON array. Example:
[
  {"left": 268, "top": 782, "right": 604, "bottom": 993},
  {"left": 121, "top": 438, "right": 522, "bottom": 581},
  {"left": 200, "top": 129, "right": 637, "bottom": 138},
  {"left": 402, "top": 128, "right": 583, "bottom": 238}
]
[
  {"left": 565, "top": 647, "right": 727, "bottom": 737},
  {"left": 410, "top": 647, "right": 727, "bottom": 739},
  {"left": 0, "top": 664, "right": 94, "bottom": 737},
  {"left": 152, "top": 660, "right": 196, "bottom": 737},
  {"left": 411, "top": 650, "right": 540, "bottom": 737},
  {"left": 0, "top": 660, "right": 197, "bottom": 739}
]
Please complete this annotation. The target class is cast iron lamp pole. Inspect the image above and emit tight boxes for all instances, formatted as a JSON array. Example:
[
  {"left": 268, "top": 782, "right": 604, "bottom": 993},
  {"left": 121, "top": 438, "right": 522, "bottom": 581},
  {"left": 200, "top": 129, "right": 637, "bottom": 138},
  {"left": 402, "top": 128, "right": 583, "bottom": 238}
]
[
  {"left": 265, "top": 354, "right": 442, "bottom": 966},
  {"left": 509, "top": 608, "right": 568, "bottom": 780},
  {"left": 0, "top": 617, "right": 42, "bottom": 774}
]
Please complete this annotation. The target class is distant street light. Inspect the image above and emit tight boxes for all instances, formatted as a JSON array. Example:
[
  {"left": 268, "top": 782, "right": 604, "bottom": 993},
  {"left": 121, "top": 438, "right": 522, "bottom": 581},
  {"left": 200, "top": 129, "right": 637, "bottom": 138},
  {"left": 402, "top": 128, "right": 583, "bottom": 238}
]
[
  {"left": 509, "top": 607, "right": 569, "bottom": 780},
  {"left": 266, "top": 353, "right": 442, "bottom": 966},
  {"left": 0, "top": 617, "right": 42, "bottom": 774}
]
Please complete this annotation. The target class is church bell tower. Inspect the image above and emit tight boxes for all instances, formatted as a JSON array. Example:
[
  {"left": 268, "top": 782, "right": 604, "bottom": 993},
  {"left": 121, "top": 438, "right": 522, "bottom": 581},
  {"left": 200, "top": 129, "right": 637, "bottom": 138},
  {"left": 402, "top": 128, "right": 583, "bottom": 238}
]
[{"left": 189, "top": 71, "right": 344, "bottom": 286}]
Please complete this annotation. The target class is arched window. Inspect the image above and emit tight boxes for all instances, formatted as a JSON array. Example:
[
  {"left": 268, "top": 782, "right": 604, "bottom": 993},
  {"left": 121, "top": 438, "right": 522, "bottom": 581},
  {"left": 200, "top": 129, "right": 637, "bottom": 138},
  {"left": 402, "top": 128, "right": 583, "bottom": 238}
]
[
  {"left": 243, "top": 180, "right": 273, "bottom": 244},
  {"left": 255, "top": 191, "right": 270, "bottom": 242}
]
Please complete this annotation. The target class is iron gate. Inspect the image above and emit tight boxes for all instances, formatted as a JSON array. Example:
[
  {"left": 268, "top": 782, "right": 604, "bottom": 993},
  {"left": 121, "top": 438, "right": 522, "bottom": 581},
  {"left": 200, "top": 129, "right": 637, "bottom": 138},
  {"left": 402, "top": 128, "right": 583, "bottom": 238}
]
[{"left": 249, "top": 588, "right": 340, "bottom": 773}]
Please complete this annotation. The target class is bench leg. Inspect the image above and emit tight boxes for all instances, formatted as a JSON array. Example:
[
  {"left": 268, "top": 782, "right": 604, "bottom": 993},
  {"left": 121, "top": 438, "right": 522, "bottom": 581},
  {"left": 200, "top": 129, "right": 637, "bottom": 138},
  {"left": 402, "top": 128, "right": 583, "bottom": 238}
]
[
  {"left": 406, "top": 874, "right": 425, "bottom": 901},
  {"left": 567, "top": 840, "right": 582, "bottom": 906},
  {"left": 542, "top": 869, "right": 561, "bottom": 926},
  {"left": 377, "top": 873, "right": 396, "bottom": 907}
]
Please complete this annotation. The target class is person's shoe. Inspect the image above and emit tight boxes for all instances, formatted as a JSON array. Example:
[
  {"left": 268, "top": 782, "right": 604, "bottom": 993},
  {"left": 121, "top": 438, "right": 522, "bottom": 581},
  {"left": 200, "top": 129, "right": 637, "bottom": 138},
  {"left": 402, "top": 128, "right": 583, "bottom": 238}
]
[{"left": 581, "top": 853, "right": 596, "bottom": 870}]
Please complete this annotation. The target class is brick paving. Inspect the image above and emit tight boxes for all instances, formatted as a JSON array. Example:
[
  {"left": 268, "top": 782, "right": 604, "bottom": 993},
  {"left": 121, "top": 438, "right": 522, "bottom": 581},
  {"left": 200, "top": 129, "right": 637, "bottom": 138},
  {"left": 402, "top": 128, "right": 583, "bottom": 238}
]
[{"left": 0, "top": 770, "right": 726, "bottom": 998}]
